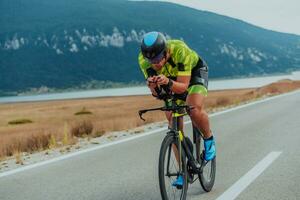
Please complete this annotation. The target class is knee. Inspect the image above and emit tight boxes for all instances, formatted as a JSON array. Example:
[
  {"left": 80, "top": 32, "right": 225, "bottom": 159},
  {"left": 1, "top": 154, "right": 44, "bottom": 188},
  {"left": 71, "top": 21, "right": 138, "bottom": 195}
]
[
  {"left": 189, "top": 104, "right": 203, "bottom": 116},
  {"left": 187, "top": 94, "right": 205, "bottom": 116}
]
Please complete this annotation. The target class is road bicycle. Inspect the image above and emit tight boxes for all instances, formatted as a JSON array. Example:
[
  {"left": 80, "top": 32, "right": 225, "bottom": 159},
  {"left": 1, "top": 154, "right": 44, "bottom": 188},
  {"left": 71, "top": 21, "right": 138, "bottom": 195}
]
[{"left": 139, "top": 90, "right": 216, "bottom": 200}]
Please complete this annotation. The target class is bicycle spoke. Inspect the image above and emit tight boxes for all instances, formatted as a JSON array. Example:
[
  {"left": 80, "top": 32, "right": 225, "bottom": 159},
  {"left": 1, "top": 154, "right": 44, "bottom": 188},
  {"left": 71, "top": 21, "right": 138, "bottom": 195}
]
[{"left": 203, "top": 162, "right": 212, "bottom": 182}]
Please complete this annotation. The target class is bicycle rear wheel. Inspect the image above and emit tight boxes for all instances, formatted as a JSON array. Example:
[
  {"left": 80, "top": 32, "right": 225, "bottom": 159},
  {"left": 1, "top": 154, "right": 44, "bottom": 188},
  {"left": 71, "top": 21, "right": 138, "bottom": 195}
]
[
  {"left": 159, "top": 134, "right": 188, "bottom": 200},
  {"left": 198, "top": 138, "right": 216, "bottom": 192}
]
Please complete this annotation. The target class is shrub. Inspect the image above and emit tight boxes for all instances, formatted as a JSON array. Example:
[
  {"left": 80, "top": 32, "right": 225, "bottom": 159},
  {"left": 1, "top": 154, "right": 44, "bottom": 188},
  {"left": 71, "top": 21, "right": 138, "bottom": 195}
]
[
  {"left": 8, "top": 119, "right": 33, "bottom": 125},
  {"left": 71, "top": 121, "right": 93, "bottom": 137},
  {"left": 26, "top": 133, "right": 51, "bottom": 152},
  {"left": 74, "top": 107, "right": 93, "bottom": 115}
]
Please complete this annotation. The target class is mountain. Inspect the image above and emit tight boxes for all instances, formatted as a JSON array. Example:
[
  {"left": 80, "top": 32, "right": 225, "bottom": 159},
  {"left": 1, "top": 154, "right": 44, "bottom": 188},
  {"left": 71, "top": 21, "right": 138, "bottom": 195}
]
[{"left": 1, "top": 0, "right": 300, "bottom": 96}]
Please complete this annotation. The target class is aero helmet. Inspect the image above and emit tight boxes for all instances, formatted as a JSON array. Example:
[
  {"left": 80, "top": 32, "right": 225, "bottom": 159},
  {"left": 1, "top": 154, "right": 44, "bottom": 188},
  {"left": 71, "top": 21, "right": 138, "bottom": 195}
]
[{"left": 141, "top": 31, "right": 167, "bottom": 64}]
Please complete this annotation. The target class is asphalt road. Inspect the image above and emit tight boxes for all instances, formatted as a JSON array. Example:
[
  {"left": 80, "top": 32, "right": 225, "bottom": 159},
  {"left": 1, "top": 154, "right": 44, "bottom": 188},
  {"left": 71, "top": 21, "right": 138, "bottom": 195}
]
[{"left": 0, "top": 91, "right": 300, "bottom": 200}]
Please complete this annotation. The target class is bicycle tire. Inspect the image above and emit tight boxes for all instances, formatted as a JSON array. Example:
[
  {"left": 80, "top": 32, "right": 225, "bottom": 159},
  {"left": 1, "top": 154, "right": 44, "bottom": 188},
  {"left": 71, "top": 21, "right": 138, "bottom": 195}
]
[{"left": 159, "top": 134, "right": 188, "bottom": 200}]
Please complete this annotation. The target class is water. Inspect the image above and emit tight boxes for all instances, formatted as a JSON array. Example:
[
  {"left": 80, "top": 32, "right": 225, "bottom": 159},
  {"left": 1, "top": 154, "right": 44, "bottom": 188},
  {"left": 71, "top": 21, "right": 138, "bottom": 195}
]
[
  {"left": 1, "top": 71, "right": 300, "bottom": 104},
  {"left": 209, "top": 71, "right": 300, "bottom": 90}
]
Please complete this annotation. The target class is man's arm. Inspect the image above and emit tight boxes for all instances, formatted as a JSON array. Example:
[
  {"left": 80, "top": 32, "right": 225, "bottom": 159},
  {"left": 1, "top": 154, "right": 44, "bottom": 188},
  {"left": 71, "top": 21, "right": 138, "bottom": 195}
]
[
  {"left": 170, "top": 75, "right": 190, "bottom": 93},
  {"left": 155, "top": 75, "right": 190, "bottom": 94}
]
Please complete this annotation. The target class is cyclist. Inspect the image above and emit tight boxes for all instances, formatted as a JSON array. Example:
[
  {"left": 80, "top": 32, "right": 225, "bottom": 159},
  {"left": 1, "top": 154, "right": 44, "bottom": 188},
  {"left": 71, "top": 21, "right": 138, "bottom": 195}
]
[{"left": 138, "top": 31, "right": 216, "bottom": 187}]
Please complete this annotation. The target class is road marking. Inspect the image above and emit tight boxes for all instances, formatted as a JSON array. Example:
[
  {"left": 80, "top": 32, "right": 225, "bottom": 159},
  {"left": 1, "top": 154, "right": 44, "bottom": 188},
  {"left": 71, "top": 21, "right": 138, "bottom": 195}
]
[
  {"left": 1, "top": 89, "right": 298, "bottom": 178},
  {"left": 216, "top": 151, "right": 282, "bottom": 200}
]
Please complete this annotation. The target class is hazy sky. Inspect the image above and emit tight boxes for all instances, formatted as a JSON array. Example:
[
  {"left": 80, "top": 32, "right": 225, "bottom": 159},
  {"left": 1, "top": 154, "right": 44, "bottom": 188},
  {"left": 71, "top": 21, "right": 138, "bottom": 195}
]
[{"left": 139, "top": 0, "right": 300, "bottom": 35}]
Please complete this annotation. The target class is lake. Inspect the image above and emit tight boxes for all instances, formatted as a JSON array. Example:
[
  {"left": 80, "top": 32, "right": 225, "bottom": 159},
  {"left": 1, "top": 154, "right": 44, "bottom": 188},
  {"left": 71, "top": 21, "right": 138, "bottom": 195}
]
[{"left": 1, "top": 71, "right": 300, "bottom": 104}]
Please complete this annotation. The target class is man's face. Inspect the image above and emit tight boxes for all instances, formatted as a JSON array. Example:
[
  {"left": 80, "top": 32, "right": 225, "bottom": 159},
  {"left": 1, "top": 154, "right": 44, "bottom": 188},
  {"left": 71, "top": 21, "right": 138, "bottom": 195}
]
[{"left": 152, "top": 56, "right": 166, "bottom": 70}]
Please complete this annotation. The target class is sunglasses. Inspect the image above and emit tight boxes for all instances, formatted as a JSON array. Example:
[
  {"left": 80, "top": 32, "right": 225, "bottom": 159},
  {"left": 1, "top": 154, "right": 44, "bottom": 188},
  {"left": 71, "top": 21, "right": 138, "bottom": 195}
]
[{"left": 145, "top": 51, "right": 166, "bottom": 64}]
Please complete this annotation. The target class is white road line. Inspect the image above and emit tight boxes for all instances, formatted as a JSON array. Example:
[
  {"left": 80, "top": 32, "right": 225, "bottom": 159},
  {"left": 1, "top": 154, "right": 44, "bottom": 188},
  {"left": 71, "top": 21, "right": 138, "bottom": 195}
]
[
  {"left": 184, "top": 89, "right": 300, "bottom": 124},
  {"left": 216, "top": 151, "right": 282, "bottom": 200},
  {"left": 0, "top": 89, "right": 298, "bottom": 178}
]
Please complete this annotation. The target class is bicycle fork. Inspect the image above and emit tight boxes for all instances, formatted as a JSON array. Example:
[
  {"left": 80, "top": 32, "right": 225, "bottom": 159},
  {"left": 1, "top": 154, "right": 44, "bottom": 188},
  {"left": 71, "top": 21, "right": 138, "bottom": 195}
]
[{"left": 171, "top": 115, "right": 202, "bottom": 176}]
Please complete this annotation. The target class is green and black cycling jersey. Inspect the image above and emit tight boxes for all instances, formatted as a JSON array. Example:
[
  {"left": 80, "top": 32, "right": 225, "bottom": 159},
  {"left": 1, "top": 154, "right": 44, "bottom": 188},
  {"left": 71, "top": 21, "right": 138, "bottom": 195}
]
[{"left": 138, "top": 40, "right": 209, "bottom": 96}]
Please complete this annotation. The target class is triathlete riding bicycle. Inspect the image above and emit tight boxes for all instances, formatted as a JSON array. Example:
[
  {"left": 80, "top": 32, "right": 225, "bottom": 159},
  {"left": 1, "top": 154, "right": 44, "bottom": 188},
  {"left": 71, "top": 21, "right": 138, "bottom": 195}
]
[{"left": 138, "top": 31, "right": 216, "bottom": 187}]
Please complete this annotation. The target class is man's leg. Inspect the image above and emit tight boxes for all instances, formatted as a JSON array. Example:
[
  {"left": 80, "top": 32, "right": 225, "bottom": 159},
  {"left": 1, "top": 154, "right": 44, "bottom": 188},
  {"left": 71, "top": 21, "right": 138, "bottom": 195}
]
[
  {"left": 186, "top": 93, "right": 212, "bottom": 138},
  {"left": 186, "top": 93, "right": 215, "bottom": 161}
]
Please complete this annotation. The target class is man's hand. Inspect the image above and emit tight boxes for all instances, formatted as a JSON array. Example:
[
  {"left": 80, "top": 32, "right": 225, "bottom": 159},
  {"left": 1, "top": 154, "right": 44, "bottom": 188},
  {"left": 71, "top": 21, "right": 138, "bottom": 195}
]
[
  {"left": 154, "top": 75, "right": 169, "bottom": 86},
  {"left": 147, "top": 77, "right": 158, "bottom": 88},
  {"left": 147, "top": 75, "right": 171, "bottom": 98},
  {"left": 147, "top": 77, "right": 160, "bottom": 97}
]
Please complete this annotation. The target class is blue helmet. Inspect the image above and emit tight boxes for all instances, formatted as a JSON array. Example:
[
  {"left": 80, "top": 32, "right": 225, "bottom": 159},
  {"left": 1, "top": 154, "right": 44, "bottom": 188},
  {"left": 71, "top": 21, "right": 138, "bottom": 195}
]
[{"left": 141, "top": 31, "right": 167, "bottom": 64}]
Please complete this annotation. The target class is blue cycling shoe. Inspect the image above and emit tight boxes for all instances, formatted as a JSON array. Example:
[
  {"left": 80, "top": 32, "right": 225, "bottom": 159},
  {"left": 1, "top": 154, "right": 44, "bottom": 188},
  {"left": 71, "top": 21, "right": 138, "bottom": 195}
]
[
  {"left": 172, "top": 175, "right": 184, "bottom": 188},
  {"left": 204, "top": 136, "right": 216, "bottom": 161}
]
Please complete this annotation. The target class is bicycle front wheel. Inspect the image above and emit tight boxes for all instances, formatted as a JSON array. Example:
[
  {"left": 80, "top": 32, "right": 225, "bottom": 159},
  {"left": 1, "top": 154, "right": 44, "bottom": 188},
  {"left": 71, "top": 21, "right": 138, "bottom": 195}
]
[{"left": 158, "top": 134, "right": 188, "bottom": 200}]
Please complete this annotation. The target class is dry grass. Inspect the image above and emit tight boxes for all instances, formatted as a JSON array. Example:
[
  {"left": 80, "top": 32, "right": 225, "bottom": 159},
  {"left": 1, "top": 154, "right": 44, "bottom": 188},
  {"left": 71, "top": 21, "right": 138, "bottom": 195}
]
[
  {"left": 215, "top": 96, "right": 231, "bottom": 107},
  {"left": 93, "top": 130, "right": 106, "bottom": 138},
  {"left": 14, "top": 151, "right": 24, "bottom": 165},
  {"left": 0, "top": 132, "right": 51, "bottom": 157},
  {"left": 48, "top": 134, "right": 57, "bottom": 149},
  {"left": 0, "top": 79, "right": 299, "bottom": 159},
  {"left": 63, "top": 123, "right": 77, "bottom": 145}
]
